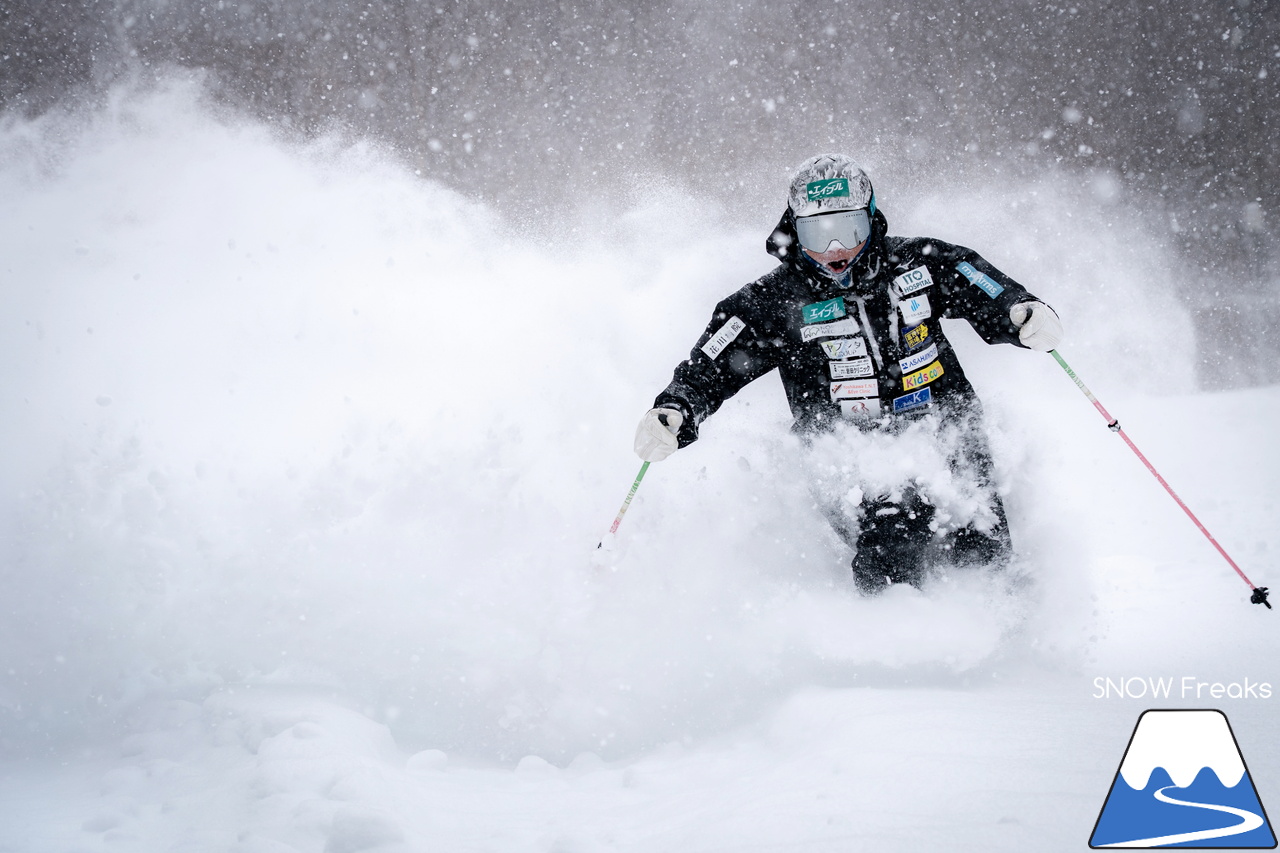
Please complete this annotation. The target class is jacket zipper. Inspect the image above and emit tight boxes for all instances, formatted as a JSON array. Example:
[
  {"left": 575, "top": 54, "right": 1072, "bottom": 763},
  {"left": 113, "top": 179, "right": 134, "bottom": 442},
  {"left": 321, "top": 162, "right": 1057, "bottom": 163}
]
[{"left": 854, "top": 295, "right": 884, "bottom": 372}]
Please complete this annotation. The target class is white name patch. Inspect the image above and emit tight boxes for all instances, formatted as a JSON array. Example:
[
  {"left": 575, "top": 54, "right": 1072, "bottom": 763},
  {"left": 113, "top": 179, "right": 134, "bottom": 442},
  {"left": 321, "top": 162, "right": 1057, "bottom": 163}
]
[
  {"left": 830, "top": 379, "right": 878, "bottom": 401},
  {"left": 898, "top": 342, "right": 939, "bottom": 374},
  {"left": 829, "top": 357, "right": 874, "bottom": 380},
  {"left": 894, "top": 265, "right": 934, "bottom": 297},
  {"left": 801, "top": 316, "right": 860, "bottom": 343},
  {"left": 820, "top": 336, "right": 867, "bottom": 360},
  {"left": 899, "top": 294, "right": 932, "bottom": 324},
  {"left": 840, "top": 398, "right": 882, "bottom": 419},
  {"left": 701, "top": 316, "right": 747, "bottom": 359}
]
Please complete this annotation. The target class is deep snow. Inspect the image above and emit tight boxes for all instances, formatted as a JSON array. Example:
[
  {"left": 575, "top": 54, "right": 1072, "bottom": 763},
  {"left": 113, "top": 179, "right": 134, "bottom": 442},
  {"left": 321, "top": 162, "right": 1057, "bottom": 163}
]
[{"left": 0, "top": 82, "right": 1275, "bottom": 852}]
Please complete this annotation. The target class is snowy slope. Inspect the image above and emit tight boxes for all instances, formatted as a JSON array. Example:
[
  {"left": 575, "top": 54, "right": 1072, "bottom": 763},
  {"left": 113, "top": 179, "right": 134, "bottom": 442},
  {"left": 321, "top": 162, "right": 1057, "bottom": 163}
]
[{"left": 0, "top": 82, "right": 1276, "bottom": 853}]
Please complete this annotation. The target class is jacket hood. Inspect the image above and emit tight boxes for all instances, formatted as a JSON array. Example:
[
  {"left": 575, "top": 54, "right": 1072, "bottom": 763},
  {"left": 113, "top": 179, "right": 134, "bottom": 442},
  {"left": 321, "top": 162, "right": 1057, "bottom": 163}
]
[{"left": 766, "top": 206, "right": 889, "bottom": 294}]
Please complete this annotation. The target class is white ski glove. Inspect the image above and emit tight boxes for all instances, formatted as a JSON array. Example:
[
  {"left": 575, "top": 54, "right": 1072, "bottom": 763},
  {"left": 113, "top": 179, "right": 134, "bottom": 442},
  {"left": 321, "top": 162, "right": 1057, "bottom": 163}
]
[
  {"left": 633, "top": 407, "right": 683, "bottom": 462},
  {"left": 1010, "top": 301, "right": 1063, "bottom": 352}
]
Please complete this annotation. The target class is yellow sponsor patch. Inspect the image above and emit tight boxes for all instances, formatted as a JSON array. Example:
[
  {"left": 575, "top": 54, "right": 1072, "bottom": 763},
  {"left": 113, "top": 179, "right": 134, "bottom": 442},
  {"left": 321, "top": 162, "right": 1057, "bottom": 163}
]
[
  {"left": 903, "top": 322, "right": 930, "bottom": 351},
  {"left": 902, "top": 359, "right": 944, "bottom": 391}
]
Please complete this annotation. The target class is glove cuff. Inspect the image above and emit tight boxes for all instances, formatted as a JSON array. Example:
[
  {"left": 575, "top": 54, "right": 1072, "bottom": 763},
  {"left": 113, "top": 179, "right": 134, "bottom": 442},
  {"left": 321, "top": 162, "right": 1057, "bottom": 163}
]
[{"left": 653, "top": 395, "right": 699, "bottom": 448}]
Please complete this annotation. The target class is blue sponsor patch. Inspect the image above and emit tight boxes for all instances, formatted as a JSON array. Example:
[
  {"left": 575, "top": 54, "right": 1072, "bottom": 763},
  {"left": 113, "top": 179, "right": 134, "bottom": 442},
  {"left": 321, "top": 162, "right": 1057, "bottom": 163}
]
[
  {"left": 955, "top": 261, "right": 1004, "bottom": 299},
  {"left": 893, "top": 387, "right": 932, "bottom": 413}
]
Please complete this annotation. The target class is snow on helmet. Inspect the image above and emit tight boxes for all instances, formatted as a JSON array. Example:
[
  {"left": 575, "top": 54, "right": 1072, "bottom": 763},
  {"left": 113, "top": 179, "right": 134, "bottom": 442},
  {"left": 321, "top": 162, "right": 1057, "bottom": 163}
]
[{"left": 787, "top": 154, "right": 875, "bottom": 218}]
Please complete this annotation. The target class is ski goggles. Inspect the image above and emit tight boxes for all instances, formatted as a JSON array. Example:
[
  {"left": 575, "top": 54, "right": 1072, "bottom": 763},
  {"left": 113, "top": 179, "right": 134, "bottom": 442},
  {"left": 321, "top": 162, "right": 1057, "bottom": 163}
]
[{"left": 794, "top": 208, "right": 872, "bottom": 254}]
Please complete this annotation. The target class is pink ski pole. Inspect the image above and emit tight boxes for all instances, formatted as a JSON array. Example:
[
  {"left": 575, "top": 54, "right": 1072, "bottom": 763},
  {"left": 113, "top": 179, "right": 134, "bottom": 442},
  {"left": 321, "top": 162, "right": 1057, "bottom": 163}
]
[{"left": 1050, "top": 350, "right": 1269, "bottom": 609}]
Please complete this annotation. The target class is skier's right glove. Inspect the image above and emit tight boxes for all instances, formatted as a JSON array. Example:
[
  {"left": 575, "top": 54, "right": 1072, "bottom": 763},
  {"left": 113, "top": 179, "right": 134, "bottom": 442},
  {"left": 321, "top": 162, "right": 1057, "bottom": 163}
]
[{"left": 633, "top": 407, "right": 684, "bottom": 462}]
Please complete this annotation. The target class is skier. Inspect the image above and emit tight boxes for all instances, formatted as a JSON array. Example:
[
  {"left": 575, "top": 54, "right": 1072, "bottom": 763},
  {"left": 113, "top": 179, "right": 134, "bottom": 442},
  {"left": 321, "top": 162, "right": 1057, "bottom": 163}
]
[{"left": 633, "top": 154, "right": 1063, "bottom": 593}]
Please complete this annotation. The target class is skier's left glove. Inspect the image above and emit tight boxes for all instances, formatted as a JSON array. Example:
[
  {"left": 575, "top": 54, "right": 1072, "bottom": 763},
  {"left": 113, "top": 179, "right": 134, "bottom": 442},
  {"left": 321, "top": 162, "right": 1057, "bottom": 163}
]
[
  {"left": 1010, "top": 301, "right": 1063, "bottom": 351},
  {"left": 634, "top": 407, "right": 683, "bottom": 462}
]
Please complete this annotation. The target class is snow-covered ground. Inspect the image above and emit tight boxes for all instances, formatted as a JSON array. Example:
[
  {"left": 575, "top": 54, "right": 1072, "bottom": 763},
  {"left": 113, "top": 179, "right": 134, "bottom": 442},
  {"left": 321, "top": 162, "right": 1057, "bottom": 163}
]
[{"left": 0, "top": 82, "right": 1276, "bottom": 852}]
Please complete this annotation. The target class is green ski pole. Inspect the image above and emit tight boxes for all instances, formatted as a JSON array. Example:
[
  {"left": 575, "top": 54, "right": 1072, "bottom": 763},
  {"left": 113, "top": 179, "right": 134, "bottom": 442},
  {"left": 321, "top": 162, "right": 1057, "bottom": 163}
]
[{"left": 598, "top": 461, "right": 650, "bottom": 549}]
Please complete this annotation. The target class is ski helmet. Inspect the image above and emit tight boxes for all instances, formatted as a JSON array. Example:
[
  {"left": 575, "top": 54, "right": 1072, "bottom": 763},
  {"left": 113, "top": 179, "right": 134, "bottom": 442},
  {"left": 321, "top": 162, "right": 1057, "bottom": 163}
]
[{"left": 787, "top": 154, "right": 875, "bottom": 218}]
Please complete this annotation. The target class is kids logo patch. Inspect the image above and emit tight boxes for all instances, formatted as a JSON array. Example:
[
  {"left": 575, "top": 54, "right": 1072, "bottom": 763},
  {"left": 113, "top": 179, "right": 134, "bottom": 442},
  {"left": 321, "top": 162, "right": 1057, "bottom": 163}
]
[
  {"left": 902, "top": 360, "right": 943, "bottom": 391},
  {"left": 1090, "top": 710, "right": 1276, "bottom": 848}
]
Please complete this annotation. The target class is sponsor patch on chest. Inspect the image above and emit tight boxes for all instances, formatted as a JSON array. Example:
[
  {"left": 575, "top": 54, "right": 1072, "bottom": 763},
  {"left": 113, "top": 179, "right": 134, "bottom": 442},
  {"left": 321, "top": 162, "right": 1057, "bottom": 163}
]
[
  {"left": 801, "top": 297, "right": 847, "bottom": 324},
  {"left": 819, "top": 336, "right": 867, "bottom": 360},
  {"left": 901, "top": 322, "right": 931, "bottom": 353},
  {"left": 840, "top": 398, "right": 882, "bottom": 419},
  {"left": 893, "top": 387, "right": 933, "bottom": 414},
  {"left": 899, "top": 294, "right": 932, "bottom": 324},
  {"left": 701, "top": 316, "right": 746, "bottom": 360},
  {"left": 830, "top": 378, "right": 878, "bottom": 401},
  {"left": 902, "top": 360, "right": 944, "bottom": 391},
  {"left": 898, "top": 342, "right": 939, "bottom": 374},
  {"left": 801, "top": 316, "right": 860, "bottom": 342},
  {"left": 893, "top": 265, "right": 934, "bottom": 297},
  {"left": 829, "top": 356, "right": 874, "bottom": 380}
]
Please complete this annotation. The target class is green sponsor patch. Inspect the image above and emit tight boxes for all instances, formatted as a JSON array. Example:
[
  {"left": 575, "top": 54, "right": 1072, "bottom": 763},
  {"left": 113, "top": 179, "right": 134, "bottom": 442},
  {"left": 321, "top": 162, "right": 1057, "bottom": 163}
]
[
  {"left": 801, "top": 296, "right": 847, "bottom": 324},
  {"left": 806, "top": 178, "right": 850, "bottom": 201}
]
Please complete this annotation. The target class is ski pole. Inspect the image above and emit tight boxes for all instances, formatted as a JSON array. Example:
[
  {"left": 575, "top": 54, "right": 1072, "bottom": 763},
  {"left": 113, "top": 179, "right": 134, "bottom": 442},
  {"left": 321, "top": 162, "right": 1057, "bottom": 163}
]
[
  {"left": 598, "top": 461, "right": 650, "bottom": 548},
  {"left": 1049, "top": 349, "right": 1269, "bottom": 609}
]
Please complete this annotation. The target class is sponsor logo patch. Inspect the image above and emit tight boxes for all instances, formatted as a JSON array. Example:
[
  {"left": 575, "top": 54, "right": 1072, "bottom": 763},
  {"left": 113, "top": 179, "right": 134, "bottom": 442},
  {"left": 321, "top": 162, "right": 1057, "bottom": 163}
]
[
  {"left": 903, "top": 360, "right": 944, "bottom": 391},
  {"left": 894, "top": 265, "right": 934, "bottom": 297},
  {"left": 899, "top": 294, "right": 932, "bottom": 324},
  {"left": 806, "top": 178, "right": 850, "bottom": 201},
  {"left": 893, "top": 387, "right": 933, "bottom": 413},
  {"left": 902, "top": 322, "right": 930, "bottom": 353},
  {"left": 701, "top": 316, "right": 747, "bottom": 360},
  {"left": 829, "top": 357, "right": 874, "bottom": 380},
  {"left": 840, "top": 398, "right": 882, "bottom": 419},
  {"left": 820, "top": 336, "right": 867, "bottom": 360},
  {"left": 956, "top": 261, "right": 1005, "bottom": 299},
  {"left": 898, "top": 342, "right": 939, "bottom": 374},
  {"left": 801, "top": 316, "right": 860, "bottom": 343},
  {"left": 830, "top": 378, "right": 878, "bottom": 401},
  {"left": 801, "top": 297, "right": 847, "bottom": 324}
]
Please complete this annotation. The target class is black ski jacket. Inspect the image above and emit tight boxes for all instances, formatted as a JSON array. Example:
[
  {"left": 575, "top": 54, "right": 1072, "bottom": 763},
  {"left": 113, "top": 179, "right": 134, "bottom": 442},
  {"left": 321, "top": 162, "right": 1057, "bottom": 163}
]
[{"left": 654, "top": 207, "right": 1051, "bottom": 447}]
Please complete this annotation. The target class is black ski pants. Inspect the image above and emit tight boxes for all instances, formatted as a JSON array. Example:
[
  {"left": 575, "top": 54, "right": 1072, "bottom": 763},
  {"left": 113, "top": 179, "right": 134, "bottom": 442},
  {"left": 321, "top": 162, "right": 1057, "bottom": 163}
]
[{"left": 814, "top": 418, "right": 1012, "bottom": 594}]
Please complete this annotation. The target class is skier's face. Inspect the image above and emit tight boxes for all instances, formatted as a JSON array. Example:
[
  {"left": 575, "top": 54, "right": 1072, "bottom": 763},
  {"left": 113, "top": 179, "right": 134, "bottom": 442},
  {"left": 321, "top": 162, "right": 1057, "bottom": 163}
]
[{"left": 804, "top": 240, "right": 867, "bottom": 276}]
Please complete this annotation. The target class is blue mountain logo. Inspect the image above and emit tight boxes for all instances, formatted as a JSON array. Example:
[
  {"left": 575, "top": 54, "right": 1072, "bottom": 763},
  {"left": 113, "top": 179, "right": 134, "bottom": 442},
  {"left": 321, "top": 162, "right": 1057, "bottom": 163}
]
[{"left": 1090, "top": 709, "right": 1276, "bottom": 848}]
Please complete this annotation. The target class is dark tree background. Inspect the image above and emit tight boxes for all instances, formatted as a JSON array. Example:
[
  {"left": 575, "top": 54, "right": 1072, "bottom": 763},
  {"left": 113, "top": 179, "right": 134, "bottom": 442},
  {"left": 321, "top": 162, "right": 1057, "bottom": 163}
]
[{"left": 2, "top": 0, "right": 1276, "bottom": 386}]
